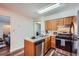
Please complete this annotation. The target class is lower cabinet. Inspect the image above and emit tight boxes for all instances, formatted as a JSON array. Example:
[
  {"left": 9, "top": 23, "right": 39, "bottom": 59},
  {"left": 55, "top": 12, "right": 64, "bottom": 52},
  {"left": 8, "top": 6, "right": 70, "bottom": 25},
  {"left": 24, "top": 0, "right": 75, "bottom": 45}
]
[
  {"left": 24, "top": 38, "right": 50, "bottom": 56},
  {"left": 51, "top": 36, "right": 56, "bottom": 48},
  {"left": 24, "top": 36, "right": 55, "bottom": 56},
  {"left": 24, "top": 40, "right": 44, "bottom": 56},
  {"left": 24, "top": 40, "right": 36, "bottom": 56},
  {"left": 44, "top": 37, "right": 51, "bottom": 54}
]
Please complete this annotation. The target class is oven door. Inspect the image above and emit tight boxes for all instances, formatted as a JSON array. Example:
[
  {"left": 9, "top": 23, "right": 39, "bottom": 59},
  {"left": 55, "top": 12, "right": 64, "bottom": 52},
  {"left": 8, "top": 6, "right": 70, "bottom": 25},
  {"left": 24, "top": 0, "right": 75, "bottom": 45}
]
[
  {"left": 65, "top": 41, "right": 73, "bottom": 53},
  {"left": 56, "top": 38, "right": 73, "bottom": 53},
  {"left": 56, "top": 39, "right": 61, "bottom": 49}
]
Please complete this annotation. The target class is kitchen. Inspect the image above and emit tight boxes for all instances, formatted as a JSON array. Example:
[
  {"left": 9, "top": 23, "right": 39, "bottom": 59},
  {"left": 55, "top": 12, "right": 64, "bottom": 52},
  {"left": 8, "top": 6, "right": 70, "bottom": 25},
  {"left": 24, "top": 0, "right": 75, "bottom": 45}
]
[
  {"left": 0, "top": 3, "right": 79, "bottom": 56},
  {"left": 24, "top": 16, "right": 78, "bottom": 56}
]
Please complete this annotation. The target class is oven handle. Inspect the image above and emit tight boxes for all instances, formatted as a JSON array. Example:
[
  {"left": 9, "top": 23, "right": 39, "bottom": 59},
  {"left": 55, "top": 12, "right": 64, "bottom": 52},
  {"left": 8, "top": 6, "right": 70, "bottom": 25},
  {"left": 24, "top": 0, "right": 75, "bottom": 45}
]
[{"left": 56, "top": 38, "right": 73, "bottom": 42}]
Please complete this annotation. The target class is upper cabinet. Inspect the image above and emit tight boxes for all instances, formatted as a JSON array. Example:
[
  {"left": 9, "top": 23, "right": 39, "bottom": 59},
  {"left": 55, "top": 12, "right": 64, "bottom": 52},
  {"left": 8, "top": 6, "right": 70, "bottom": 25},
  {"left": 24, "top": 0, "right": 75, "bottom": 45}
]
[
  {"left": 45, "top": 16, "right": 76, "bottom": 32},
  {"left": 45, "top": 20, "right": 58, "bottom": 32},
  {"left": 63, "top": 16, "right": 76, "bottom": 25},
  {"left": 45, "top": 20, "right": 52, "bottom": 31},
  {"left": 63, "top": 16, "right": 73, "bottom": 25},
  {"left": 72, "top": 16, "right": 77, "bottom": 23},
  {"left": 51, "top": 20, "right": 58, "bottom": 31},
  {"left": 57, "top": 18, "right": 64, "bottom": 26}
]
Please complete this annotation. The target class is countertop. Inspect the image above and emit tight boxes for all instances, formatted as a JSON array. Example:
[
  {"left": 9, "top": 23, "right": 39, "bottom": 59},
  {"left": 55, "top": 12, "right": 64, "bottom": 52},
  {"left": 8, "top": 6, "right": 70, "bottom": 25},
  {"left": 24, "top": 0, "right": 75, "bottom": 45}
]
[{"left": 25, "top": 35, "right": 56, "bottom": 43}]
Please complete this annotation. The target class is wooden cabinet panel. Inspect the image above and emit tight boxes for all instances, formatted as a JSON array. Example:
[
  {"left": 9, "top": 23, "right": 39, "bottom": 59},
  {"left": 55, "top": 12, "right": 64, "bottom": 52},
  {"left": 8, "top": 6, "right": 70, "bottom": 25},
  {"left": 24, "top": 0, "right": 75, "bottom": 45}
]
[
  {"left": 51, "top": 36, "right": 56, "bottom": 48},
  {"left": 63, "top": 16, "right": 76, "bottom": 25},
  {"left": 45, "top": 16, "right": 76, "bottom": 33},
  {"left": 51, "top": 20, "right": 58, "bottom": 31},
  {"left": 63, "top": 16, "right": 73, "bottom": 25},
  {"left": 72, "top": 16, "right": 77, "bottom": 22},
  {"left": 44, "top": 37, "right": 51, "bottom": 54},
  {"left": 57, "top": 18, "right": 64, "bottom": 26},
  {"left": 45, "top": 20, "right": 58, "bottom": 32},
  {"left": 45, "top": 20, "right": 52, "bottom": 32},
  {"left": 24, "top": 40, "right": 36, "bottom": 56}
]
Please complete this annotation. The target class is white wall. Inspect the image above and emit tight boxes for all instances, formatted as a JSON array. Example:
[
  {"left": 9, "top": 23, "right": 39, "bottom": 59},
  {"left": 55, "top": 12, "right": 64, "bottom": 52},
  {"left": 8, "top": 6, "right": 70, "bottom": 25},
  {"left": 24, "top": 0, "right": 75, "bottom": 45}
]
[
  {"left": 0, "top": 7, "right": 34, "bottom": 52},
  {"left": 40, "top": 17, "right": 46, "bottom": 34},
  {"left": 0, "top": 23, "right": 4, "bottom": 38}
]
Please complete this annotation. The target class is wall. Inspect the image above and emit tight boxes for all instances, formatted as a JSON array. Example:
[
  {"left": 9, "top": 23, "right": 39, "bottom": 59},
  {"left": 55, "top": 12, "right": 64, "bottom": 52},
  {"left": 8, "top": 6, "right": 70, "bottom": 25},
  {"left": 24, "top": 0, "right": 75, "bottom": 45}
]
[
  {"left": 0, "top": 23, "right": 4, "bottom": 38},
  {"left": 0, "top": 7, "right": 34, "bottom": 52}
]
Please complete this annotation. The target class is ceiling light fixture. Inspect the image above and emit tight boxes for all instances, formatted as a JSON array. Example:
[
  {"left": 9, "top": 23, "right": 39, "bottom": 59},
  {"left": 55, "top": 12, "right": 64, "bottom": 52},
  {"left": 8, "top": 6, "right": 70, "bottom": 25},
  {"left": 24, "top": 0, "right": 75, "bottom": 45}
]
[{"left": 38, "top": 3, "right": 61, "bottom": 14}]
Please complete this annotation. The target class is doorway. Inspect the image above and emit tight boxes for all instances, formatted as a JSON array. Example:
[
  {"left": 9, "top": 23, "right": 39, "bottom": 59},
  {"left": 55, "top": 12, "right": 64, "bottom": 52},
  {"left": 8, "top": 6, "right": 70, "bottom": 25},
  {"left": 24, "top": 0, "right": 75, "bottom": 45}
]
[
  {"left": 0, "top": 16, "right": 10, "bottom": 56},
  {"left": 35, "top": 22, "right": 41, "bottom": 36}
]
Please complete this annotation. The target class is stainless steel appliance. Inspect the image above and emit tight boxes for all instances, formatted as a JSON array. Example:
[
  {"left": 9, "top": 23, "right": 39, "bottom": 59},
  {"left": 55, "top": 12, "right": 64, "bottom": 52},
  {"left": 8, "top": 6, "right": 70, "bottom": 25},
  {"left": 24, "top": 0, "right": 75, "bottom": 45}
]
[{"left": 56, "top": 22, "right": 76, "bottom": 56}]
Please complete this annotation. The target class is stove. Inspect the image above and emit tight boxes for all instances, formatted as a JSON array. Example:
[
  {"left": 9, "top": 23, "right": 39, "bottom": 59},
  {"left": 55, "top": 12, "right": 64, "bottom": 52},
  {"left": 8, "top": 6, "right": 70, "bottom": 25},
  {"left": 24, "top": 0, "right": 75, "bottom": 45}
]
[{"left": 56, "top": 33, "right": 75, "bottom": 55}]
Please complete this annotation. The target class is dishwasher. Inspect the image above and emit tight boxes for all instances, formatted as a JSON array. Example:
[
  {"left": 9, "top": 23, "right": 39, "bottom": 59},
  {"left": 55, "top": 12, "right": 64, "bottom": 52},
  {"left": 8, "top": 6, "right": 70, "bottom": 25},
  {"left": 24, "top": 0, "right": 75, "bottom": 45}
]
[{"left": 35, "top": 39, "right": 44, "bottom": 56}]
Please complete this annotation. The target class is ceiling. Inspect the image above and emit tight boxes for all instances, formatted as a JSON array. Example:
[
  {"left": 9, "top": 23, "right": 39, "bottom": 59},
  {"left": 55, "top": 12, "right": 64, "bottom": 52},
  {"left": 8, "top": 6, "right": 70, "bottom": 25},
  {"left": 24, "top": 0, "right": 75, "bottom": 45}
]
[
  {"left": 0, "top": 3, "right": 52, "bottom": 19},
  {"left": 0, "top": 3, "right": 79, "bottom": 19}
]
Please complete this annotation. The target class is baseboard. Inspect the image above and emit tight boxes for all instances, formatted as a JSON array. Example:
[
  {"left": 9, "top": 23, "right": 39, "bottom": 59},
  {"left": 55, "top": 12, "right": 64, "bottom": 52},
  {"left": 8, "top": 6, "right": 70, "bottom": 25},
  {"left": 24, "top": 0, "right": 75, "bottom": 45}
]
[{"left": 7, "top": 47, "right": 24, "bottom": 56}]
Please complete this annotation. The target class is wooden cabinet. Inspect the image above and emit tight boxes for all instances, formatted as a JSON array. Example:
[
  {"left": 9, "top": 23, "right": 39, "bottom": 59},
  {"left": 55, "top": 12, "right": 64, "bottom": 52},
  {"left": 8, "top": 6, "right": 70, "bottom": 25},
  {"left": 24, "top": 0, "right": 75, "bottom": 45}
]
[
  {"left": 57, "top": 18, "right": 64, "bottom": 26},
  {"left": 24, "top": 37, "right": 51, "bottom": 56},
  {"left": 24, "top": 40, "right": 36, "bottom": 56},
  {"left": 72, "top": 16, "right": 77, "bottom": 23},
  {"left": 24, "top": 40, "right": 44, "bottom": 56},
  {"left": 45, "top": 16, "right": 76, "bottom": 32},
  {"left": 44, "top": 37, "right": 51, "bottom": 54},
  {"left": 51, "top": 20, "right": 58, "bottom": 31},
  {"left": 45, "top": 20, "right": 52, "bottom": 31},
  {"left": 63, "top": 16, "right": 72, "bottom": 25},
  {"left": 51, "top": 36, "right": 56, "bottom": 48},
  {"left": 63, "top": 16, "right": 76, "bottom": 25},
  {"left": 45, "top": 20, "right": 58, "bottom": 31}
]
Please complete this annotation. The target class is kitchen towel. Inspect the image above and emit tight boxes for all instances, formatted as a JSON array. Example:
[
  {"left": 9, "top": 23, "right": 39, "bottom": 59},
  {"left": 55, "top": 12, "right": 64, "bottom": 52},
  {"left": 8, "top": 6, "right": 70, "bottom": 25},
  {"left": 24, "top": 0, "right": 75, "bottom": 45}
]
[{"left": 61, "top": 39, "right": 65, "bottom": 46}]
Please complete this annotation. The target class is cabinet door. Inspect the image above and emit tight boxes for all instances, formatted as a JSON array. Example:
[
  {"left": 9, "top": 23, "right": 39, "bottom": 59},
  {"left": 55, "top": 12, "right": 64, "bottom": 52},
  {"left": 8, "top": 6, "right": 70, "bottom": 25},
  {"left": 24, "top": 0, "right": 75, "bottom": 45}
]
[
  {"left": 63, "top": 16, "right": 73, "bottom": 25},
  {"left": 51, "top": 36, "right": 56, "bottom": 48},
  {"left": 44, "top": 38, "right": 48, "bottom": 54},
  {"left": 24, "top": 40, "right": 35, "bottom": 56},
  {"left": 72, "top": 16, "right": 76, "bottom": 23},
  {"left": 45, "top": 20, "right": 52, "bottom": 31},
  {"left": 44, "top": 37, "right": 51, "bottom": 54},
  {"left": 48, "top": 21, "right": 52, "bottom": 30},
  {"left": 58, "top": 18, "right": 64, "bottom": 26},
  {"left": 51, "top": 20, "right": 57, "bottom": 31}
]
